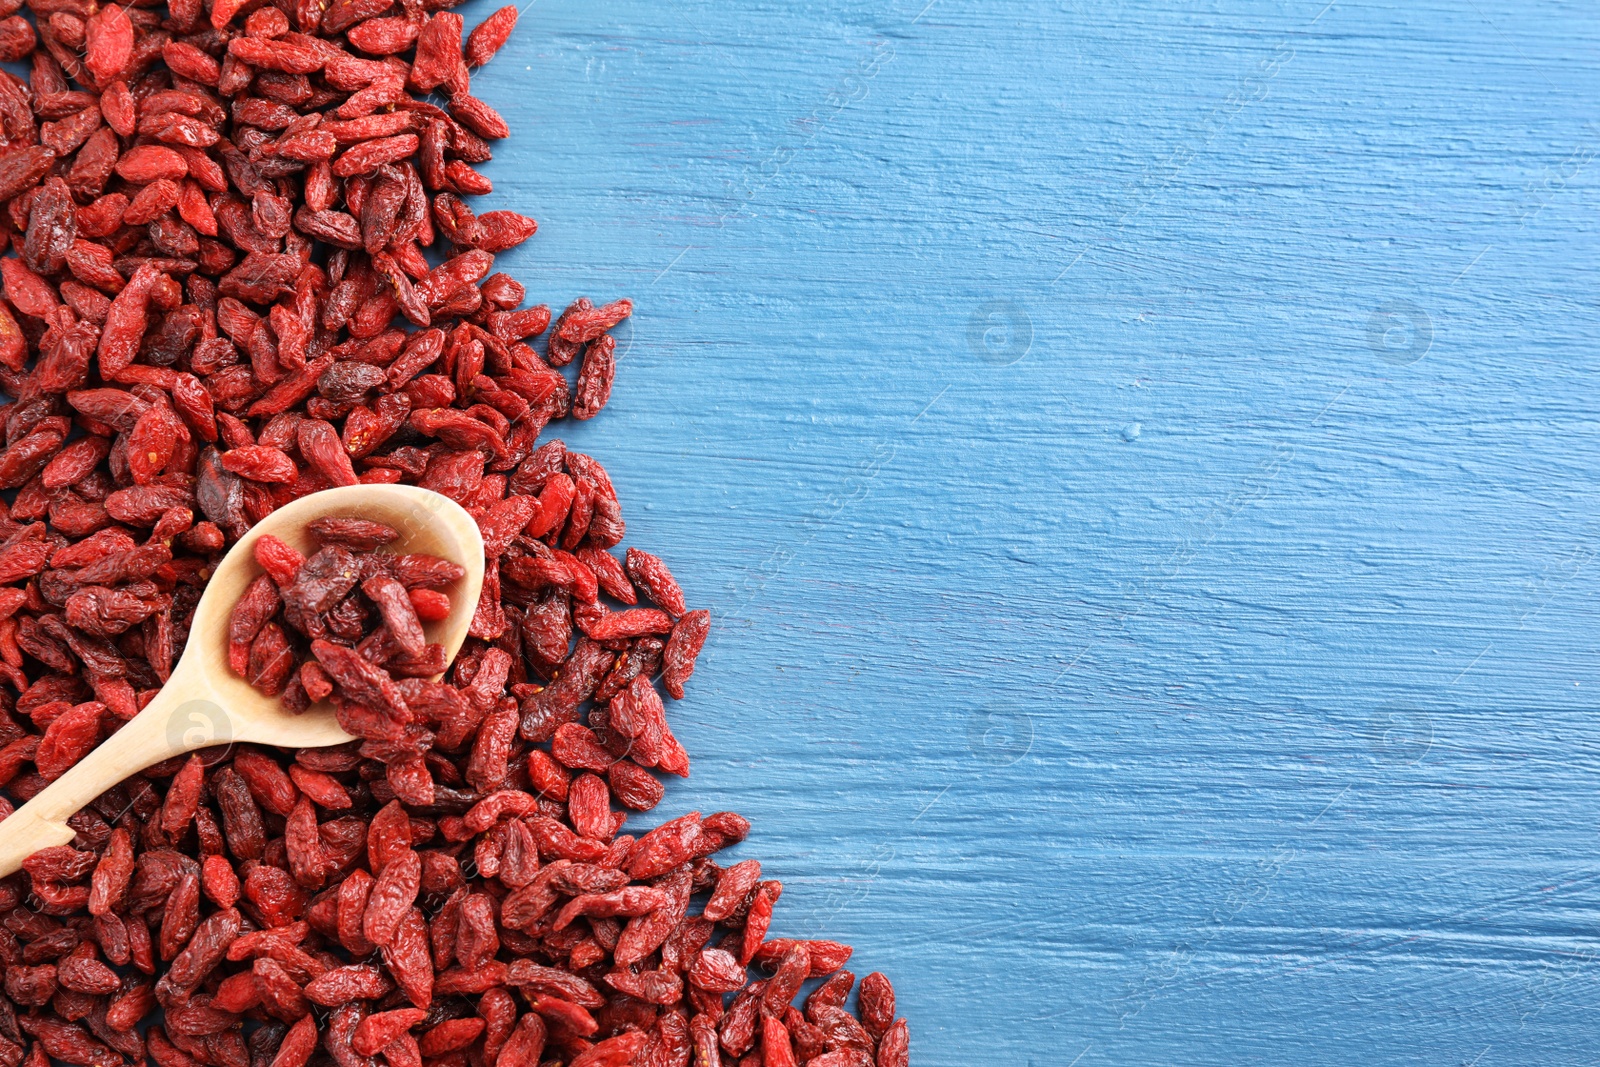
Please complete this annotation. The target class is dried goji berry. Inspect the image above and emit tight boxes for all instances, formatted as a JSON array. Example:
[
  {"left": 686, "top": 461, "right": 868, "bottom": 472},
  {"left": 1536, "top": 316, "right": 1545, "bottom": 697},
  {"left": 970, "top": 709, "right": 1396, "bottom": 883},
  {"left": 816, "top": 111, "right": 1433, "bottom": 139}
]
[
  {"left": 465, "top": 6, "right": 517, "bottom": 66},
  {"left": 661, "top": 609, "right": 710, "bottom": 700},
  {"left": 0, "top": 0, "right": 906, "bottom": 1049}
]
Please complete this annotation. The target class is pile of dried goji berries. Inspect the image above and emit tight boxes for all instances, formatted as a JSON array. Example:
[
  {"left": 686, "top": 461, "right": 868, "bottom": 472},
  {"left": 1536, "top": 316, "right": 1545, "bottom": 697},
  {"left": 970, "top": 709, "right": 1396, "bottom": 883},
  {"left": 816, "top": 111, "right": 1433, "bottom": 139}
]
[
  {"left": 226, "top": 518, "right": 468, "bottom": 709},
  {"left": 0, "top": 0, "right": 910, "bottom": 1064}
]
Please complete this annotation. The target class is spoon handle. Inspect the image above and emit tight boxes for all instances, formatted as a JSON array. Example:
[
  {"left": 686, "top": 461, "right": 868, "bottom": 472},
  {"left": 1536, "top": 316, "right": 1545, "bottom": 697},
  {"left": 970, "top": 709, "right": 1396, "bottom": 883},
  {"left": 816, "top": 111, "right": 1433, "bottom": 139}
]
[{"left": 0, "top": 672, "right": 229, "bottom": 879}]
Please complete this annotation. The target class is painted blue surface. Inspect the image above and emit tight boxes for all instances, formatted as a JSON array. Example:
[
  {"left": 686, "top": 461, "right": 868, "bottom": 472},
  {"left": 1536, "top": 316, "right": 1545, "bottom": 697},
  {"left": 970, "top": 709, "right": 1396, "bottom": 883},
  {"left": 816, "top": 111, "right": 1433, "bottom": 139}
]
[{"left": 472, "top": 1, "right": 1600, "bottom": 1063}]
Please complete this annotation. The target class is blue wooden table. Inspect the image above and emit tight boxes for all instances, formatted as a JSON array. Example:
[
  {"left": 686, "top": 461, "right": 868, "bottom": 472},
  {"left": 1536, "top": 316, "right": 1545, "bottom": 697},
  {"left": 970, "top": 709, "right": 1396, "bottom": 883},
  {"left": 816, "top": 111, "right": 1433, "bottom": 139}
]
[{"left": 476, "top": 1, "right": 1600, "bottom": 1062}]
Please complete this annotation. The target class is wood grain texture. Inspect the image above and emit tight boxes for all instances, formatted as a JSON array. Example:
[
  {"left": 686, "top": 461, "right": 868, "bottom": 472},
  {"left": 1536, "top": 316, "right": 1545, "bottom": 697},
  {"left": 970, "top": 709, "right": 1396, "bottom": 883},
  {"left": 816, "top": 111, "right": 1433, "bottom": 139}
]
[{"left": 468, "top": 0, "right": 1600, "bottom": 1062}]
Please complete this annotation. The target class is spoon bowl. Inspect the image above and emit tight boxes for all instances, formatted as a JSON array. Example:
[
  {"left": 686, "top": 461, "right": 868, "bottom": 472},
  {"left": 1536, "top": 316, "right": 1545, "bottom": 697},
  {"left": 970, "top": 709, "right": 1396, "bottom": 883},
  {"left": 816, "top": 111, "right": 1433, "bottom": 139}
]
[{"left": 0, "top": 483, "right": 485, "bottom": 878}]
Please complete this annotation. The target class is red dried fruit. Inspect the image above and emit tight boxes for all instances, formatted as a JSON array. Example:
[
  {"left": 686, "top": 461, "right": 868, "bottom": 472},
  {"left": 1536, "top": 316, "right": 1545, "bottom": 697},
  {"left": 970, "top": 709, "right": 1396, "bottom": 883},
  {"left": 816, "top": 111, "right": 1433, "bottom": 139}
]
[
  {"left": 270, "top": 1015, "right": 319, "bottom": 1067},
  {"left": 608, "top": 759, "right": 664, "bottom": 810},
  {"left": 624, "top": 547, "right": 687, "bottom": 616},
  {"left": 35, "top": 702, "right": 102, "bottom": 780},
  {"left": 877, "top": 1018, "right": 910, "bottom": 1067},
  {"left": 57, "top": 947, "right": 120, "bottom": 995},
  {"left": 307, "top": 517, "right": 399, "bottom": 550},
  {"left": 465, "top": 6, "right": 517, "bottom": 66},
  {"left": 410, "top": 588, "right": 450, "bottom": 620},
  {"left": 557, "top": 298, "right": 632, "bottom": 343},
  {"left": 662, "top": 608, "right": 710, "bottom": 699},
  {"left": 418, "top": 1018, "right": 484, "bottom": 1057},
  {"left": 858, "top": 971, "right": 897, "bottom": 1039},
  {"left": 202, "top": 854, "right": 241, "bottom": 908},
  {"left": 492, "top": 1013, "right": 545, "bottom": 1067},
  {"left": 573, "top": 333, "right": 616, "bottom": 419},
  {"left": 704, "top": 858, "right": 761, "bottom": 923},
  {"left": 761, "top": 1016, "right": 798, "bottom": 1067},
  {"left": 220, "top": 446, "right": 299, "bottom": 483},
  {"left": 84, "top": 3, "right": 134, "bottom": 82},
  {"left": 757, "top": 938, "right": 853, "bottom": 977},
  {"left": 363, "top": 847, "right": 421, "bottom": 947},
  {"left": 688, "top": 947, "right": 747, "bottom": 993},
  {"left": 88, "top": 828, "right": 134, "bottom": 916},
  {"left": 229, "top": 575, "right": 281, "bottom": 674},
  {"left": 569, "top": 1032, "right": 648, "bottom": 1067},
  {"left": 160, "top": 755, "right": 205, "bottom": 837},
  {"left": 0, "top": 1, "right": 904, "bottom": 1053},
  {"left": 351, "top": 1008, "right": 426, "bottom": 1056},
  {"left": 362, "top": 572, "right": 427, "bottom": 656}
]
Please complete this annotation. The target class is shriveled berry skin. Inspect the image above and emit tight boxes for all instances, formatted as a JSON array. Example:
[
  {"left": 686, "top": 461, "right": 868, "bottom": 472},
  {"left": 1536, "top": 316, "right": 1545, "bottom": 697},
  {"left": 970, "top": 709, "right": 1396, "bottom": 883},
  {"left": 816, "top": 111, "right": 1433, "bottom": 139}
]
[
  {"left": 465, "top": 5, "right": 517, "bottom": 66},
  {"left": 662, "top": 609, "right": 711, "bottom": 699}
]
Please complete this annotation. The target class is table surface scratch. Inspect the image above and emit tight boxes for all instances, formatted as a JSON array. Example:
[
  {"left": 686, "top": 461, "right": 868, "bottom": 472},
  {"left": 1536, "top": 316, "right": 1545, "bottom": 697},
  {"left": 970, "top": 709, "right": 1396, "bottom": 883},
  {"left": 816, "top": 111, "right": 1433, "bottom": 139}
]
[{"left": 476, "top": 1, "right": 1600, "bottom": 1062}]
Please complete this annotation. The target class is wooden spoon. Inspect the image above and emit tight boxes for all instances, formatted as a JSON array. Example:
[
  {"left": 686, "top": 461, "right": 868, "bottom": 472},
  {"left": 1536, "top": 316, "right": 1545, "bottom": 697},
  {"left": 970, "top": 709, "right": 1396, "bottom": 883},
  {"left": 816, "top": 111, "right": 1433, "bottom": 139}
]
[{"left": 0, "top": 483, "right": 485, "bottom": 879}]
